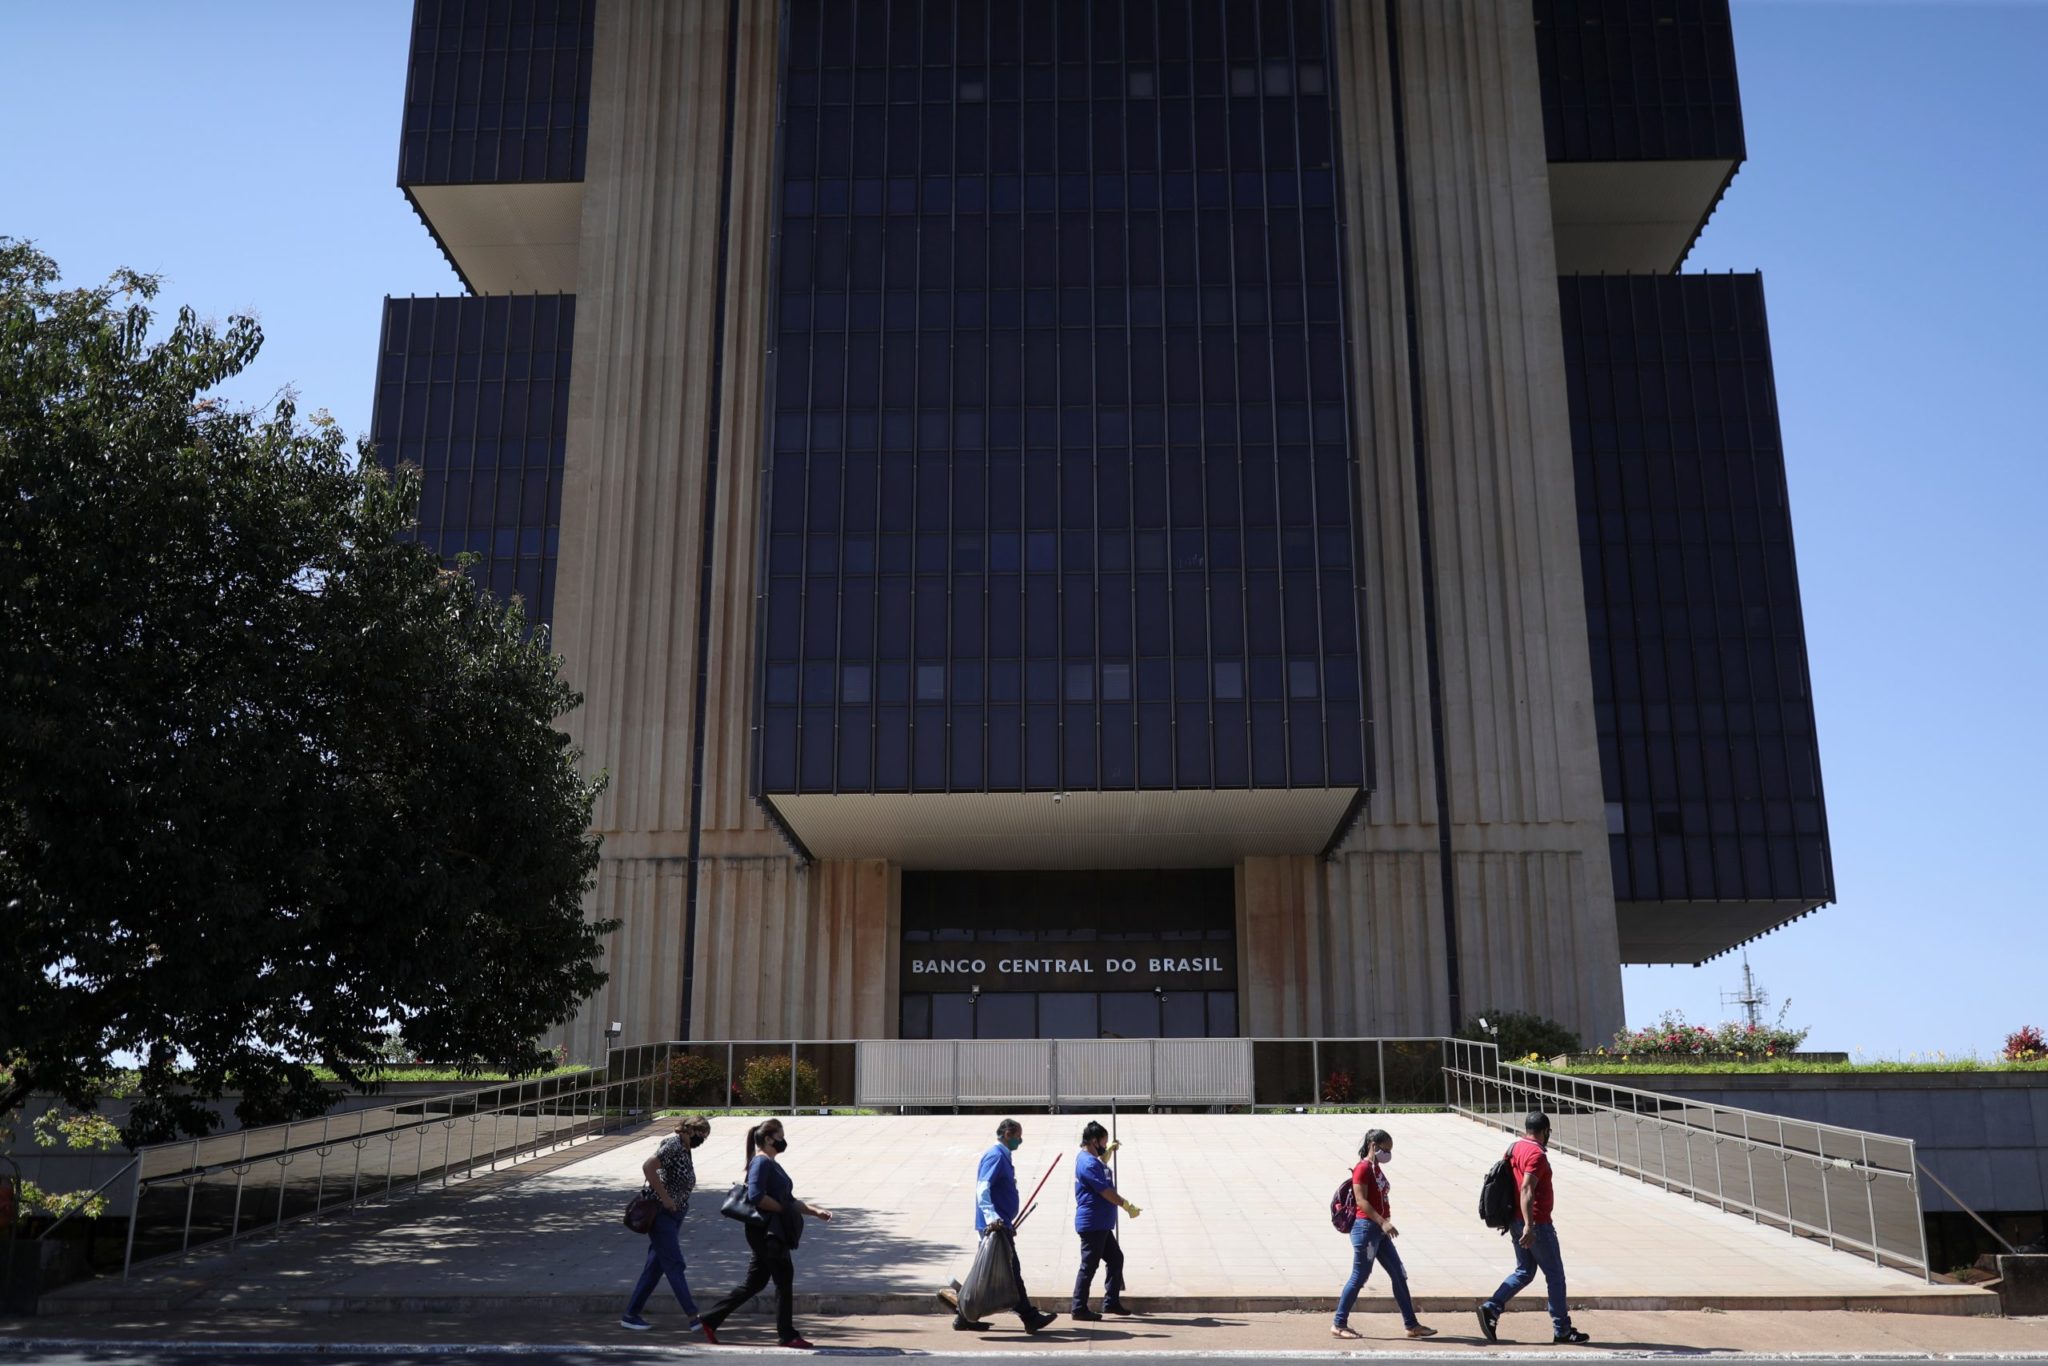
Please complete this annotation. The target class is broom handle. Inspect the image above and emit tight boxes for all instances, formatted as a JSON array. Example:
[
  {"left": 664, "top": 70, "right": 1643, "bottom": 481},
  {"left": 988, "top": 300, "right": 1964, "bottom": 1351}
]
[{"left": 1012, "top": 1152, "right": 1064, "bottom": 1229}]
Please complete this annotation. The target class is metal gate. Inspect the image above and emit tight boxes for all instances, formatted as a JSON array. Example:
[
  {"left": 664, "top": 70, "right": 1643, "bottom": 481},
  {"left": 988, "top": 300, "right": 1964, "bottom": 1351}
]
[{"left": 854, "top": 1038, "right": 1251, "bottom": 1107}]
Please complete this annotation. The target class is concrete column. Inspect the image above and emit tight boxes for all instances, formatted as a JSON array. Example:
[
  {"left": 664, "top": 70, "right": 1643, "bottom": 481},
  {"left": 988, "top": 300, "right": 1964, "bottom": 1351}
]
[
  {"left": 1326, "top": 0, "right": 1625, "bottom": 1044},
  {"left": 548, "top": 0, "right": 801, "bottom": 1059}
]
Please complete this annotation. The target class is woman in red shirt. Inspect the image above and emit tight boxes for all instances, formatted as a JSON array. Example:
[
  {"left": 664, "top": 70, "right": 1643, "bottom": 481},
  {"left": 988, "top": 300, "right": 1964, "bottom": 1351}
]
[{"left": 1332, "top": 1128, "right": 1436, "bottom": 1339}]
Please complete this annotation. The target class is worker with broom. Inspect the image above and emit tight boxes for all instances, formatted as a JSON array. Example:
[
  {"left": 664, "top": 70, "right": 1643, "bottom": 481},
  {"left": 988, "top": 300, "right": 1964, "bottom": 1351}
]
[{"left": 951, "top": 1118, "right": 1059, "bottom": 1334}]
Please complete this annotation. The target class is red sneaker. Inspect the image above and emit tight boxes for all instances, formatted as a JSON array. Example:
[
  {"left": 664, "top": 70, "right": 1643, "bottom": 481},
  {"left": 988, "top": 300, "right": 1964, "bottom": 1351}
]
[
  {"left": 697, "top": 1323, "right": 721, "bottom": 1345},
  {"left": 780, "top": 1337, "right": 814, "bottom": 1349}
]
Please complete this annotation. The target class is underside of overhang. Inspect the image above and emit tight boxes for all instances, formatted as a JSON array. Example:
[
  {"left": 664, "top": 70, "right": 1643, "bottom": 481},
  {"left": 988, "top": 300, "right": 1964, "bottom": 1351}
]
[
  {"left": 1549, "top": 159, "right": 1739, "bottom": 275},
  {"left": 762, "top": 787, "right": 1365, "bottom": 870},
  {"left": 1617, "top": 898, "right": 1827, "bottom": 967},
  {"left": 404, "top": 182, "right": 584, "bottom": 295}
]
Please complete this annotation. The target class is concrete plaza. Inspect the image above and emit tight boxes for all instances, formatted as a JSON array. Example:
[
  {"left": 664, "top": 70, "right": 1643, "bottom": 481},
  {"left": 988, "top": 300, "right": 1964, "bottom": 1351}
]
[{"left": 43, "top": 1113, "right": 1990, "bottom": 1325}]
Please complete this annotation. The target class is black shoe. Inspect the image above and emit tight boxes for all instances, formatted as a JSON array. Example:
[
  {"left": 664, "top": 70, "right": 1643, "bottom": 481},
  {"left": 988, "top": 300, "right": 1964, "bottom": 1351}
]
[
  {"left": 952, "top": 1317, "right": 993, "bottom": 1332},
  {"left": 1022, "top": 1308, "right": 1058, "bottom": 1335},
  {"left": 1103, "top": 1301, "right": 1135, "bottom": 1316},
  {"left": 1554, "top": 1328, "right": 1590, "bottom": 1344},
  {"left": 1476, "top": 1303, "right": 1499, "bottom": 1342},
  {"left": 1069, "top": 1306, "right": 1102, "bottom": 1322}
]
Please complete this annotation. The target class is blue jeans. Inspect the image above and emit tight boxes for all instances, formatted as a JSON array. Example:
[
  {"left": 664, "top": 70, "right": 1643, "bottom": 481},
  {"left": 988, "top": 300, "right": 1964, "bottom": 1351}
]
[
  {"left": 1334, "top": 1220, "right": 1418, "bottom": 1329},
  {"left": 1485, "top": 1220, "right": 1571, "bottom": 1335},
  {"left": 625, "top": 1208, "right": 700, "bottom": 1322}
]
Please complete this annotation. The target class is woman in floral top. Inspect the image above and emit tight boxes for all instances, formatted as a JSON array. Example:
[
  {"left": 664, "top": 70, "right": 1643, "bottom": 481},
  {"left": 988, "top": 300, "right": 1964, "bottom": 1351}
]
[{"left": 622, "top": 1114, "right": 712, "bottom": 1332}]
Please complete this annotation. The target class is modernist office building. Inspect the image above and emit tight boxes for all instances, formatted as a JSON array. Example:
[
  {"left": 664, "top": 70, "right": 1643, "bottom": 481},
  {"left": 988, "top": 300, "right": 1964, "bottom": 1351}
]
[{"left": 374, "top": 0, "right": 1831, "bottom": 1057}]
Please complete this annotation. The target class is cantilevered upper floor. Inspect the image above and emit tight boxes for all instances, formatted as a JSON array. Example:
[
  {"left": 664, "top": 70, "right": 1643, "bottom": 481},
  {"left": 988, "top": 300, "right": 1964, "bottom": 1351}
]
[
  {"left": 1537, "top": 0, "right": 1746, "bottom": 273},
  {"left": 398, "top": 0, "right": 594, "bottom": 293}
]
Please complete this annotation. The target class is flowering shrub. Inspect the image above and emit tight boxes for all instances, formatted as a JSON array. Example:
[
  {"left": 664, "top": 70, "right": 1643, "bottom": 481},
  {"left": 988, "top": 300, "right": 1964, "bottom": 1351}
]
[
  {"left": 2003, "top": 1025, "right": 2046, "bottom": 1063},
  {"left": 662, "top": 1052, "right": 730, "bottom": 1107},
  {"left": 737, "top": 1053, "right": 825, "bottom": 1108},
  {"left": 1611, "top": 1011, "right": 1808, "bottom": 1060},
  {"left": 1321, "top": 1069, "right": 1356, "bottom": 1104}
]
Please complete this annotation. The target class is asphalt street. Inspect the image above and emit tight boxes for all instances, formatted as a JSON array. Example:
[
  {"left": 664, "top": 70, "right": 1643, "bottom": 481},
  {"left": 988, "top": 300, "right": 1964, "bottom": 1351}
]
[{"left": 0, "top": 1349, "right": 2019, "bottom": 1365}]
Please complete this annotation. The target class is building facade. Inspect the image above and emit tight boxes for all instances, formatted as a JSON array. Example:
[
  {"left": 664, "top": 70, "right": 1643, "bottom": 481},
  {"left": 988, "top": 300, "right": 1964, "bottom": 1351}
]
[{"left": 374, "top": 0, "right": 1831, "bottom": 1057}]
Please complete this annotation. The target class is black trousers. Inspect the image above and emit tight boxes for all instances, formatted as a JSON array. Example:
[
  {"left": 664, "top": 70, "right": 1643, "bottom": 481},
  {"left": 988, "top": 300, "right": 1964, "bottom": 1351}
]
[
  {"left": 701, "top": 1222, "right": 797, "bottom": 1341},
  {"left": 1072, "top": 1227, "right": 1125, "bottom": 1310},
  {"left": 957, "top": 1229, "right": 1036, "bottom": 1325}
]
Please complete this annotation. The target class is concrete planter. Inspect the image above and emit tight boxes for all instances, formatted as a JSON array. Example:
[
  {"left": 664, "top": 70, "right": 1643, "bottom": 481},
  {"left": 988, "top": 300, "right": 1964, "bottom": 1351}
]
[{"left": 1996, "top": 1254, "right": 2048, "bottom": 1316}]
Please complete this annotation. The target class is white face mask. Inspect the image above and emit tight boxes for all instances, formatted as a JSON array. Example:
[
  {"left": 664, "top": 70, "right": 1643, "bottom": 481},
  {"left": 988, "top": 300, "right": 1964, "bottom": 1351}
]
[{"left": 1374, "top": 1148, "right": 1393, "bottom": 1166}]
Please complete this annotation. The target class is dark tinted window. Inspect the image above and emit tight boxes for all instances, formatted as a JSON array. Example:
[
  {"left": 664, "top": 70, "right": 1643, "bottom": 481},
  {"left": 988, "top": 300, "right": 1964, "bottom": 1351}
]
[{"left": 761, "top": 0, "right": 1368, "bottom": 796}]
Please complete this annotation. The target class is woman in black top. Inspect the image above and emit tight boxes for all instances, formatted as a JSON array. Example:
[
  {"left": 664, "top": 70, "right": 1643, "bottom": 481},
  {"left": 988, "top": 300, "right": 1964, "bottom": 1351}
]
[{"left": 697, "top": 1118, "right": 833, "bottom": 1348}]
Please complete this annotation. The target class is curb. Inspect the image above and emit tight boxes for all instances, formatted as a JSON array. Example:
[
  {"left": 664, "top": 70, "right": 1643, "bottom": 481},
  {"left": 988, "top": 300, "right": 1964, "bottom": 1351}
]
[
  {"left": 34, "top": 1290, "right": 2001, "bottom": 1319},
  {"left": 6, "top": 1344, "right": 2048, "bottom": 1362}
]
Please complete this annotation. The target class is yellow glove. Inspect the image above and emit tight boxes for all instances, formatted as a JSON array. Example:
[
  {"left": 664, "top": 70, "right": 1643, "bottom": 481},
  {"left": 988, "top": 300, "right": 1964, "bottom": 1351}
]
[
  {"left": 1105, "top": 1139, "right": 1121, "bottom": 1154},
  {"left": 1122, "top": 1199, "right": 1142, "bottom": 1218}
]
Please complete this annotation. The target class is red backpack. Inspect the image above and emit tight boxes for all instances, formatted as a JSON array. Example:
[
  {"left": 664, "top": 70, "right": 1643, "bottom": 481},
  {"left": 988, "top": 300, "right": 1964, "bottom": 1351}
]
[{"left": 1330, "top": 1173, "right": 1358, "bottom": 1233}]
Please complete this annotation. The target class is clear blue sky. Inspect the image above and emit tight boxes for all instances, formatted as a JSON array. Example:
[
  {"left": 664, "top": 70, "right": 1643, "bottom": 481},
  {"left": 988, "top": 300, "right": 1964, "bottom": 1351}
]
[{"left": 4, "top": 3, "right": 2041, "bottom": 1058}]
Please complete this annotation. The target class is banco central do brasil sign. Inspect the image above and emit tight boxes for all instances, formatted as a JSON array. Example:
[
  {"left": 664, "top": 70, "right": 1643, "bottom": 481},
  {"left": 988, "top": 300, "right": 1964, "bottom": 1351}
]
[{"left": 903, "top": 939, "right": 1236, "bottom": 993}]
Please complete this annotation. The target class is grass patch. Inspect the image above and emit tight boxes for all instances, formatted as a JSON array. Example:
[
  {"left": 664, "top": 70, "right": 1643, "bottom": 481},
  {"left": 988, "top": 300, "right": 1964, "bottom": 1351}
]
[
  {"left": 308, "top": 1065, "right": 588, "bottom": 1085},
  {"left": 1529, "top": 1059, "right": 2048, "bottom": 1076}
]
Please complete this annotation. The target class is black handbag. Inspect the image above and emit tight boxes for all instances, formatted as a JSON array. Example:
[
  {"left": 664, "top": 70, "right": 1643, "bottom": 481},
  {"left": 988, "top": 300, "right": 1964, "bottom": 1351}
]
[
  {"left": 720, "top": 1180, "right": 761, "bottom": 1225},
  {"left": 624, "top": 1189, "right": 660, "bottom": 1234}
]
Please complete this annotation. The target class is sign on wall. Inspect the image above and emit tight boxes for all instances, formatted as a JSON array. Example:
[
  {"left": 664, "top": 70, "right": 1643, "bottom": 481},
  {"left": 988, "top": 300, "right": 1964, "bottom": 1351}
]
[{"left": 903, "top": 939, "right": 1237, "bottom": 993}]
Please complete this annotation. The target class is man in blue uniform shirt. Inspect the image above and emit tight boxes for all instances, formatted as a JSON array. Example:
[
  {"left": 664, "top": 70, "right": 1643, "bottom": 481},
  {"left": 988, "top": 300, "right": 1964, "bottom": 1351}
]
[
  {"left": 957, "top": 1118, "right": 1057, "bottom": 1334},
  {"left": 1071, "top": 1121, "right": 1141, "bottom": 1319}
]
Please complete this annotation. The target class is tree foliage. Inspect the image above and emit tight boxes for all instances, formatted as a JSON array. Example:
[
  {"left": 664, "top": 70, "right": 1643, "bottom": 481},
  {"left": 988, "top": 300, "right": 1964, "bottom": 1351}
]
[{"left": 0, "top": 241, "right": 611, "bottom": 1144}]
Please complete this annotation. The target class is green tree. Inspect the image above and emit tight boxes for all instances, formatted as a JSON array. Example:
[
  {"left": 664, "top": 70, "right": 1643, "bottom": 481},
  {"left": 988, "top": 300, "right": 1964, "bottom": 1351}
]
[{"left": 0, "top": 241, "right": 611, "bottom": 1143}]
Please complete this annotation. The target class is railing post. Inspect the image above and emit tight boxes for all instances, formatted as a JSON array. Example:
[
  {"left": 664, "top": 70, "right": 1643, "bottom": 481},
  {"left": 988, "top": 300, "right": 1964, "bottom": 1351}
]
[
  {"left": 1859, "top": 1134, "right": 1880, "bottom": 1266},
  {"left": 226, "top": 1132, "right": 249, "bottom": 1248},
  {"left": 121, "top": 1157, "right": 142, "bottom": 1281},
  {"left": 1742, "top": 1112, "right": 1758, "bottom": 1224},
  {"left": 1778, "top": 1117, "right": 1794, "bottom": 1233},
  {"left": 790, "top": 1042, "right": 798, "bottom": 1114},
  {"left": 1909, "top": 1139, "right": 1931, "bottom": 1282},
  {"left": 312, "top": 1116, "right": 331, "bottom": 1222},
  {"left": 275, "top": 1122, "right": 294, "bottom": 1231},
  {"left": 1377, "top": 1040, "right": 1386, "bottom": 1107},
  {"left": 1817, "top": 1140, "right": 1837, "bottom": 1250},
  {"left": 727, "top": 1044, "right": 736, "bottom": 1115},
  {"left": 1310, "top": 1040, "right": 1319, "bottom": 1109}
]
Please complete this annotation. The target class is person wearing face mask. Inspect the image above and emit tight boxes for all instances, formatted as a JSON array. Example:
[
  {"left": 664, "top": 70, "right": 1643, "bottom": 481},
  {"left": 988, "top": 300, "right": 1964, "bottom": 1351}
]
[
  {"left": 1331, "top": 1128, "right": 1435, "bottom": 1340},
  {"left": 1070, "top": 1121, "right": 1139, "bottom": 1320},
  {"left": 953, "top": 1118, "right": 1059, "bottom": 1334},
  {"left": 621, "top": 1114, "right": 713, "bottom": 1332},
  {"left": 697, "top": 1119, "right": 833, "bottom": 1349},
  {"left": 1477, "top": 1111, "right": 1589, "bottom": 1345}
]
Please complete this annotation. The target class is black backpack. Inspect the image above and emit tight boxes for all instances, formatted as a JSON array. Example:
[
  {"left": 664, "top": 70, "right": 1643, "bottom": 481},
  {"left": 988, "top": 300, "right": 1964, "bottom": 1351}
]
[{"left": 1477, "top": 1145, "right": 1519, "bottom": 1231}]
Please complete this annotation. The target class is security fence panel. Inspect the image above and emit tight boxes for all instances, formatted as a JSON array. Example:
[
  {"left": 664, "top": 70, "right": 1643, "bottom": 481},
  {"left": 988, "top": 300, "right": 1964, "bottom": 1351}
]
[
  {"left": 1152, "top": 1039, "right": 1252, "bottom": 1105},
  {"left": 957, "top": 1042, "right": 1052, "bottom": 1105},
  {"left": 856, "top": 1040, "right": 960, "bottom": 1106},
  {"left": 1055, "top": 1040, "right": 1153, "bottom": 1102}
]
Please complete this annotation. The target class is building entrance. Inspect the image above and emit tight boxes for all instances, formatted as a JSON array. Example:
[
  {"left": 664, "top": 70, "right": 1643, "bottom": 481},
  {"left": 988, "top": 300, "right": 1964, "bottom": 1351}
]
[{"left": 898, "top": 869, "right": 1239, "bottom": 1039}]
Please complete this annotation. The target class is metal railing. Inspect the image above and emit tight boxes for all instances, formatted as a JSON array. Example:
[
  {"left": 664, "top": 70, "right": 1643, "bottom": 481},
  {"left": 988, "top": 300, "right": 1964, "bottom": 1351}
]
[
  {"left": 608, "top": 1037, "right": 1456, "bottom": 1110},
  {"left": 1441, "top": 1038, "right": 1930, "bottom": 1280},
  {"left": 15, "top": 1050, "right": 675, "bottom": 1282},
  {"left": 12, "top": 1035, "right": 1933, "bottom": 1288}
]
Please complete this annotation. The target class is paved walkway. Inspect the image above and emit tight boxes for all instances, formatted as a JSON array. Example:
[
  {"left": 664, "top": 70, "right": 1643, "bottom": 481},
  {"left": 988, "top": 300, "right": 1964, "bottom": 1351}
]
[
  {"left": 45, "top": 1115, "right": 1989, "bottom": 1319},
  {"left": 9, "top": 1308, "right": 2048, "bottom": 1357}
]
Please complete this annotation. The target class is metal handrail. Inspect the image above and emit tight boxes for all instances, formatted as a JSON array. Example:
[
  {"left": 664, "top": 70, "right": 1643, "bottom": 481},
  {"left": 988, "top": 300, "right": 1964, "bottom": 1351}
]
[
  {"left": 30, "top": 1035, "right": 1937, "bottom": 1289},
  {"left": 1439, "top": 1038, "right": 1930, "bottom": 1280},
  {"left": 94, "top": 1052, "right": 673, "bottom": 1280}
]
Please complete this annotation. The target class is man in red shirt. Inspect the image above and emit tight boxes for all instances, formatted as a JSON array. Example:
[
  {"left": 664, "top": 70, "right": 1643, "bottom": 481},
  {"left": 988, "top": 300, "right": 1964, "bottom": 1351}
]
[{"left": 1476, "top": 1112, "right": 1589, "bottom": 1344}]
